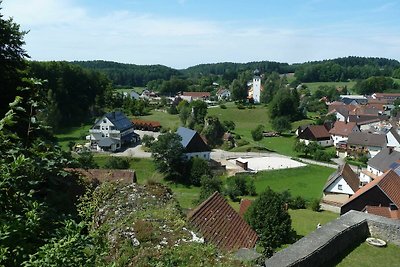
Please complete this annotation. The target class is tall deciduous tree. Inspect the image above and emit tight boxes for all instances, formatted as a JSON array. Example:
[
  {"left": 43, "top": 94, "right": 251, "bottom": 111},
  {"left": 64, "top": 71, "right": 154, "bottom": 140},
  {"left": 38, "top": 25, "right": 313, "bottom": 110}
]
[
  {"left": 150, "top": 132, "right": 185, "bottom": 180},
  {"left": 245, "top": 187, "right": 294, "bottom": 257},
  {"left": 0, "top": 5, "right": 29, "bottom": 117}
]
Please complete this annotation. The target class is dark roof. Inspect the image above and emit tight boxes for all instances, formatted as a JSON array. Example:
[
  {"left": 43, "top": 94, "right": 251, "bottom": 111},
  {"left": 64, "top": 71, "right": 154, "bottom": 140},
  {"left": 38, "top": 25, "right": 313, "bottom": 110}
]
[
  {"left": 65, "top": 168, "right": 137, "bottom": 184},
  {"left": 98, "top": 137, "right": 119, "bottom": 147},
  {"left": 95, "top": 111, "right": 133, "bottom": 132},
  {"left": 323, "top": 163, "right": 360, "bottom": 193},
  {"left": 347, "top": 132, "right": 387, "bottom": 147},
  {"left": 347, "top": 115, "right": 387, "bottom": 125},
  {"left": 177, "top": 127, "right": 210, "bottom": 153},
  {"left": 329, "top": 121, "right": 358, "bottom": 137},
  {"left": 187, "top": 192, "right": 258, "bottom": 251},
  {"left": 368, "top": 147, "right": 400, "bottom": 172},
  {"left": 344, "top": 170, "right": 400, "bottom": 210},
  {"left": 298, "top": 125, "right": 330, "bottom": 140}
]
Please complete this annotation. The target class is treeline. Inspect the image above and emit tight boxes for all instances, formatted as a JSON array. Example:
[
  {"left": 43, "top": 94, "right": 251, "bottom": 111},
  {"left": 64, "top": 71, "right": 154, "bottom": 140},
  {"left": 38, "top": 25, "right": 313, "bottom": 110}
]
[
  {"left": 294, "top": 56, "right": 400, "bottom": 82},
  {"left": 182, "top": 61, "right": 294, "bottom": 78},
  {"left": 71, "top": 60, "right": 180, "bottom": 87},
  {"left": 29, "top": 61, "right": 112, "bottom": 129}
]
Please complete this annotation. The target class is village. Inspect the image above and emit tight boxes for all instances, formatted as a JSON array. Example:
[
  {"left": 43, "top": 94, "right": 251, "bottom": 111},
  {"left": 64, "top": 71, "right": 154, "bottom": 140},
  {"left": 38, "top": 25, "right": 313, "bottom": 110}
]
[{"left": 57, "top": 70, "right": 400, "bottom": 265}]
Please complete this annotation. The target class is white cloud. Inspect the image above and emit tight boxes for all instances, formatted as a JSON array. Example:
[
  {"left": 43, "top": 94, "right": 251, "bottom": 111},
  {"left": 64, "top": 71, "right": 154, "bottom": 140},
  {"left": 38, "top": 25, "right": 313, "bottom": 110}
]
[{"left": 2, "top": 0, "right": 400, "bottom": 68}]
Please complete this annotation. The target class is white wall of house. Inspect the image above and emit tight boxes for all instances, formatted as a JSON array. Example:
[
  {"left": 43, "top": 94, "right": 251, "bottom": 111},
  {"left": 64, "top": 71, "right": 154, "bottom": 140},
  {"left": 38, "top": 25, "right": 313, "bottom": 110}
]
[
  {"left": 184, "top": 152, "right": 211, "bottom": 161},
  {"left": 325, "top": 176, "right": 356, "bottom": 195},
  {"left": 300, "top": 138, "right": 332, "bottom": 147},
  {"left": 387, "top": 131, "right": 400, "bottom": 148},
  {"left": 253, "top": 76, "right": 261, "bottom": 104},
  {"left": 359, "top": 165, "right": 383, "bottom": 184},
  {"left": 367, "top": 146, "right": 383, "bottom": 158},
  {"left": 336, "top": 112, "right": 346, "bottom": 122},
  {"left": 331, "top": 135, "right": 349, "bottom": 146}
]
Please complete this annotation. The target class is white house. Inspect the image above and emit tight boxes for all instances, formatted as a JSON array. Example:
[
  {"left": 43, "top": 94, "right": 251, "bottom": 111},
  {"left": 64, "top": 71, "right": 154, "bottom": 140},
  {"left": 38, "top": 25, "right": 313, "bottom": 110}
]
[
  {"left": 359, "top": 147, "right": 400, "bottom": 184},
  {"left": 86, "top": 111, "right": 139, "bottom": 152},
  {"left": 385, "top": 127, "right": 400, "bottom": 148},
  {"left": 216, "top": 88, "right": 231, "bottom": 101},
  {"left": 329, "top": 121, "right": 360, "bottom": 146},
  {"left": 177, "top": 127, "right": 211, "bottom": 160},
  {"left": 322, "top": 163, "right": 360, "bottom": 208}
]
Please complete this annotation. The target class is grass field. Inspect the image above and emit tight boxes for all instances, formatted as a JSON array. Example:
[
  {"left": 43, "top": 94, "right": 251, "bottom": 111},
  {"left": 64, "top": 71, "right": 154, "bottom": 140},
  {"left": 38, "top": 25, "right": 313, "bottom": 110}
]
[
  {"left": 137, "top": 110, "right": 180, "bottom": 130},
  {"left": 289, "top": 209, "right": 338, "bottom": 237},
  {"left": 303, "top": 81, "right": 356, "bottom": 94},
  {"left": 335, "top": 242, "right": 400, "bottom": 267},
  {"left": 252, "top": 165, "right": 335, "bottom": 200},
  {"left": 55, "top": 123, "right": 92, "bottom": 150}
]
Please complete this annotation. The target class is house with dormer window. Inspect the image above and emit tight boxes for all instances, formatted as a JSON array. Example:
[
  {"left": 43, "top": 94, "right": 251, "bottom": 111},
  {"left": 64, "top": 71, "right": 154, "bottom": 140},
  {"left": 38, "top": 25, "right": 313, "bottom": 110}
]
[{"left": 86, "top": 111, "right": 139, "bottom": 152}]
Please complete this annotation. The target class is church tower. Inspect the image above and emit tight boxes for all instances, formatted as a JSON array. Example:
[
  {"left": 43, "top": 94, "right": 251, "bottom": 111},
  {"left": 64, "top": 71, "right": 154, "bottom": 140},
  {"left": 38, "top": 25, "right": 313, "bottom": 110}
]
[{"left": 252, "top": 69, "right": 261, "bottom": 103}]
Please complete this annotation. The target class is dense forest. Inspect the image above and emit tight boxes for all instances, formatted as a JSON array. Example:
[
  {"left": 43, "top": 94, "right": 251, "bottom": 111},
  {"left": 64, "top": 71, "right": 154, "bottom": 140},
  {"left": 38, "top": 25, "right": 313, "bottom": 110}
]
[
  {"left": 71, "top": 60, "right": 181, "bottom": 87},
  {"left": 69, "top": 57, "right": 400, "bottom": 88}
]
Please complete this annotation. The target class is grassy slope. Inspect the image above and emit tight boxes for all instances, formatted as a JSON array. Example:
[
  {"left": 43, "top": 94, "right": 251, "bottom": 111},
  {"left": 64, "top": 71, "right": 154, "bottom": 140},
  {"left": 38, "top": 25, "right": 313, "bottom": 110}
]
[
  {"left": 303, "top": 81, "right": 356, "bottom": 94},
  {"left": 253, "top": 165, "right": 335, "bottom": 200},
  {"left": 55, "top": 123, "right": 92, "bottom": 150},
  {"left": 137, "top": 110, "right": 181, "bottom": 130}
]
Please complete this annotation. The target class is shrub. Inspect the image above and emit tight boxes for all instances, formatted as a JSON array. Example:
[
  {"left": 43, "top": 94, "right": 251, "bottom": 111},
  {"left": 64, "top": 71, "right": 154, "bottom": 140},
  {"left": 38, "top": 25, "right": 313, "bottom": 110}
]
[
  {"left": 197, "top": 175, "right": 223, "bottom": 204},
  {"left": 141, "top": 134, "right": 155, "bottom": 148},
  {"left": 237, "top": 103, "right": 245, "bottom": 109},
  {"left": 188, "top": 157, "right": 211, "bottom": 186},
  {"left": 104, "top": 157, "right": 130, "bottom": 169},
  {"left": 236, "top": 139, "right": 249, "bottom": 147},
  {"left": 289, "top": 196, "right": 306, "bottom": 209},
  {"left": 220, "top": 104, "right": 227, "bottom": 109},
  {"left": 251, "top": 124, "right": 264, "bottom": 141},
  {"left": 310, "top": 199, "right": 321, "bottom": 212}
]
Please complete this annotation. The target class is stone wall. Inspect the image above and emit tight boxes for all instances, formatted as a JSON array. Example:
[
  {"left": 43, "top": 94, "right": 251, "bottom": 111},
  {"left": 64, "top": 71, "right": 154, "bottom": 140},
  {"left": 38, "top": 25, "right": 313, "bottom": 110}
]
[{"left": 265, "top": 210, "right": 400, "bottom": 267}]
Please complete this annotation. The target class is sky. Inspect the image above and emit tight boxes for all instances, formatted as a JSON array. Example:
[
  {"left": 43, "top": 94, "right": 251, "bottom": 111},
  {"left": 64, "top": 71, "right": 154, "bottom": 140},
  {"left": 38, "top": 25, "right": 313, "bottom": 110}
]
[{"left": 2, "top": 0, "right": 400, "bottom": 69}]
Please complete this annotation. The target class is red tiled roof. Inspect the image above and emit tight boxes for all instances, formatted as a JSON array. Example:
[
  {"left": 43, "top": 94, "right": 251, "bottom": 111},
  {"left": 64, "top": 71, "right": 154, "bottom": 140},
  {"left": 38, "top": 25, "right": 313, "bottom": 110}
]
[
  {"left": 239, "top": 199, "right": 253, "bottom": 217},
  {"left": 65, "top": 168, "right": 137, "bottom": 184},
  {"left": 345, "top": 170, "right": 400, "bottom": 208},
  {"left": 132, "top": 119, "right": 161, "bottom": 127},
  {"left": 182, "top": 92, "right": 211, "bottom": 98},
  {"left": 374, "top": 93, "right": 400, "bottom": 98},
  {"left": 187, "top": 192, "right": 258, "bottom": 251},
  {"left": 364, "top": 206, "right": 400, "bottom": 219},
  {"left": 329, "top": 121, "right": 357, "bottom": 137}
]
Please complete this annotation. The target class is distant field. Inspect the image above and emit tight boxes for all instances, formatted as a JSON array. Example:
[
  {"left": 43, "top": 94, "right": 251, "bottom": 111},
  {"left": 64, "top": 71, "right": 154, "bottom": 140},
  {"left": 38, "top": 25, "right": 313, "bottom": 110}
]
[
  {"left": 303, "top": 81, "right": 356, "bottom": 94},
  {"left": 252, "top": 165, "right": 335, "bottom": 200}
]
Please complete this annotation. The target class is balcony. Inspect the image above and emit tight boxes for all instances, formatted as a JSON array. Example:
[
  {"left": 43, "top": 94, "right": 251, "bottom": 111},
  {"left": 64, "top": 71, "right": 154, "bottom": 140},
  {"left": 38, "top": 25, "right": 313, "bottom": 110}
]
[{"left": 89, "top": 129, "right": 102, "bottom": 134}]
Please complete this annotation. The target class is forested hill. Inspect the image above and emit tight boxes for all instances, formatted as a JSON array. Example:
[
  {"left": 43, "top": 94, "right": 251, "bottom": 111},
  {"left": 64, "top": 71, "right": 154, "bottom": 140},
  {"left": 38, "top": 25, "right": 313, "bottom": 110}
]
[
  {"left": 71, "top": 57, "right": 400, "bottom": 87},
  {"left": 182, "top": 61, "right": 294, "bottom": 77},
  {"left": 70, "top": 60, "right": 180, "bottom": 87}
]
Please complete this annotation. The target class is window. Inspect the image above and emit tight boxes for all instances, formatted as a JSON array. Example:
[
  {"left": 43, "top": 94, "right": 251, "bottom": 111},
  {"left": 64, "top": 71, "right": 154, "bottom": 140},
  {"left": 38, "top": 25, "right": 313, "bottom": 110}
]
[
  {"left": 103, "top": 119, "right": 106, "bottom": 123},
  {"left": 338, "top": 184, "right": 343, "bottom": 190}
]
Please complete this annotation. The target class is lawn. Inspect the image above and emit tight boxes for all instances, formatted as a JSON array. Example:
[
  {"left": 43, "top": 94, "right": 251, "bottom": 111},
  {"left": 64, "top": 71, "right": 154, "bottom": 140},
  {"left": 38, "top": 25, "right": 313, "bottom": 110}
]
[
  {"left": 137, "top": 110, "right": 180, "bottom": 130},
  {"left": 55, "top": 123, "right": 92, "bottom": 150},
  {"left": 252, "top": 165, "right": 335, "bottom": 200},
  {"left": 289, "top": 209, "right": 338, "bottom": 237},
  {"left": 303, "top": 81, "right": 356, "bottom": 94},
  {"left": 335, "top": 242, "right": 400, "bottom": 267}
]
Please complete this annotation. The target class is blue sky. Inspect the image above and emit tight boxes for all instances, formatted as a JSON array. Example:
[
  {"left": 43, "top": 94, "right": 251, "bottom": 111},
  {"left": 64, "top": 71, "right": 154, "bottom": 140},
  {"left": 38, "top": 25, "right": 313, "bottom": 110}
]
[{"left": 3, "top": 0, "right": 400, "bottom": 68}]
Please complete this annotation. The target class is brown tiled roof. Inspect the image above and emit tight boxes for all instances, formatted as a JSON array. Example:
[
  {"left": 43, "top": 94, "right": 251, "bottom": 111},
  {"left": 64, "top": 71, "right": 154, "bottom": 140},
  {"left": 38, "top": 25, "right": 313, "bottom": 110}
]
[
  {"left": 239, "top": 199, "right": 253, "bottom": 217},
  {"left": 182, "top": 92, "right": 211, "bottom": 98},
  {"left": 308, "top": 125, "right": 331, "bottom": 139},
  {"left": 348, "top": 106, "right": 380, "bottom": 116},
  {"left": 132, "top": 119, "right": 161, "bottom": 127},
  {"left": 323, "top": 163, "right": 360, "bottom": 193},
  {"left": 65, "top": 168, "right": 137, "bottom": 184},
  {"left": 344, "top": 170, "right": 400, "bottom": 208},
  {"left": 374, "top": 93, "right": 400, "bottom": 98},
  {"left": 329, "top": 121, "right": 358, "bottom": 137},
  {"left": 187, "top": 192, "right": 258, "bottom": 251},
  {"left": 364, "top": 206, "right": 400, "bottom": 219}
]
